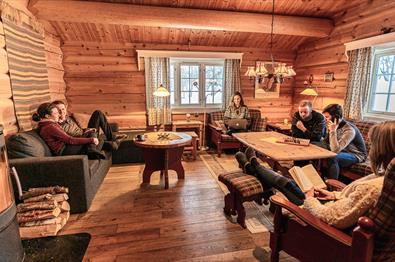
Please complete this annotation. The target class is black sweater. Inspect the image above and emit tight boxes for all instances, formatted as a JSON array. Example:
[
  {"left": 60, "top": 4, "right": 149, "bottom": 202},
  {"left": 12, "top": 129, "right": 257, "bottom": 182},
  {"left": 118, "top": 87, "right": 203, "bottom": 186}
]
[{"left": 291, "top": 110, "right": 326, "bottom": 142}]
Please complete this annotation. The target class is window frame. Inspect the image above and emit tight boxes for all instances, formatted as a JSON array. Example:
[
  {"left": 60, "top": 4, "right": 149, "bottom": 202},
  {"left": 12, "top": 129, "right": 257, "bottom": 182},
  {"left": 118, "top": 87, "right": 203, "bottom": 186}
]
[
  {"left": 365, "top": 47, "right": 395, "bottom": 119},
  {"left": 170, "top": 59, "right": 225, "bottom": 110}
]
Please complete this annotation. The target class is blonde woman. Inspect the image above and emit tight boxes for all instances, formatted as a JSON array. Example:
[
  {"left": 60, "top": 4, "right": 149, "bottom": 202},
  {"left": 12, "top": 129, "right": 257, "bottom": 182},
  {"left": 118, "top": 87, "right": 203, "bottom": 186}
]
[{"left": 303, "top": 121, "right": 395, "bottom": 231}]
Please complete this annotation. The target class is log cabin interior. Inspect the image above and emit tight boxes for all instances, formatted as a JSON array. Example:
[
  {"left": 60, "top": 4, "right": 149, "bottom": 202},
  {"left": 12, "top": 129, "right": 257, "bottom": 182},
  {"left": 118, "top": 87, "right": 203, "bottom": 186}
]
[{"left": 0, "top": 0, "right": 395, "bottom": 261}]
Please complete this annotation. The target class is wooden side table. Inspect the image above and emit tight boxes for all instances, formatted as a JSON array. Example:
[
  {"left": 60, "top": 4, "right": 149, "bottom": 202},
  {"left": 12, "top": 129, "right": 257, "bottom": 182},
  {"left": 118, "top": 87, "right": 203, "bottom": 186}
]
[
  {"left": 183, "top": 131, "right": 198, "bottom": 160},
  {"left": 134, "top": 132, "right": 192, "bottom": 189},
  {"left": 172, "top": 120, "right": 203, "bottom": 148}
]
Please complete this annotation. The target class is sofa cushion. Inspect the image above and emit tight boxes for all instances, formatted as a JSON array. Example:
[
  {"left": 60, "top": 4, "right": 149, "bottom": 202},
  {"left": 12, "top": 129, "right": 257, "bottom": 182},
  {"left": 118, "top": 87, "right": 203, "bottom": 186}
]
[{"left": 7, "top": 130, "right": 52, "bottom": 158}]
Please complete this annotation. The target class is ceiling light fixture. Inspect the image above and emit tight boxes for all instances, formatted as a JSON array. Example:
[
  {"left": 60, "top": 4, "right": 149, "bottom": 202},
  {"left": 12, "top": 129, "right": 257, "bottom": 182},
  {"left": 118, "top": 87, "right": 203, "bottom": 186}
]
[{"left": 244, "top": 0, "right": 296, "bottom": 86}]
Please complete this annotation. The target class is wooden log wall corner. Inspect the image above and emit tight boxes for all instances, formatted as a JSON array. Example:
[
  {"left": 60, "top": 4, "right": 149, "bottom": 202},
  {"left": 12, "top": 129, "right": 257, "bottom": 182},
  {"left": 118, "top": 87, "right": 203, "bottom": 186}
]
[
  {"left": 293, "top": 0, "right": 395, "bottom": 113},
  {"left": 0, "top": 0, "right": 65, "bottom": 134},
  {"left": 62, "top": 42, "right": 296, "bottom": 129},
  {"left": 0, "top": 20, "right": 17, "bottom": 135}
]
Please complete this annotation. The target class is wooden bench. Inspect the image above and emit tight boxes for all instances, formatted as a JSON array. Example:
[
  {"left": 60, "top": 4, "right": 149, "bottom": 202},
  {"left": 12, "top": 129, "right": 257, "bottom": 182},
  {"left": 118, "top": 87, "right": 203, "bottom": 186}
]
[{"left": 218, "top": 171, "right": 273, "bottom": 228}]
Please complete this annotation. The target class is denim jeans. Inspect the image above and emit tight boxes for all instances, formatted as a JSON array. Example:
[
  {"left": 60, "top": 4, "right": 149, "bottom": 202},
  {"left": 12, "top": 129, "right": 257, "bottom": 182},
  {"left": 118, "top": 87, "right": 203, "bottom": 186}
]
[{"left": 327, "top": 152, "right": 359, "bottom": 179}]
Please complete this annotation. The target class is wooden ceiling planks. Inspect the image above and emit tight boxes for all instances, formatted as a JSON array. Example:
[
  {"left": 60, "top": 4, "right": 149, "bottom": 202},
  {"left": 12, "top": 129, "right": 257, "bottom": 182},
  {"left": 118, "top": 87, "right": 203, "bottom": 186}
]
[
  {"left": 83, "top": 0, "right": 360, "bottom": 18},
  {"left": 36, "top": 0, "right": 366, "bottom": 49}
]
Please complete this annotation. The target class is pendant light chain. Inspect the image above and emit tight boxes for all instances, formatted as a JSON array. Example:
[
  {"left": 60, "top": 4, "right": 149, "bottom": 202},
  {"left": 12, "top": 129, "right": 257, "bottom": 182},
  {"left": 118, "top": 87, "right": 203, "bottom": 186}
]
[{"left": 270, "top": 0, "right": 275, "bottom": 66}]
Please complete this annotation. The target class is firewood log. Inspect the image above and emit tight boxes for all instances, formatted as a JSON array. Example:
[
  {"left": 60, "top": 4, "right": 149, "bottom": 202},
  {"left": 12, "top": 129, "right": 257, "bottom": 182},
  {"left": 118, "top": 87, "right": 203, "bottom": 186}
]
[
  {"left": 23, "top": 194, "right": 54, "bottom": 203},
  {"left": 52, "top": 193, "right": 69, "bottom": 202},
  {"left": 58, "top": 201, "right": 70, "bottom": 212},
  {"left": 20, "top": 217, "right": 62, "bottom": 227},
  {"left": 17, "top": 207, "right": 61, "bottom": 223},
  {"left": 16, "top": 200, "right": 58, "bottom": 213},
  {"left": 19, "top": 223, "right": 63, "bottom": 239},
  {"left": 21, "top": 186, "right": 69, "bottom": 200}
]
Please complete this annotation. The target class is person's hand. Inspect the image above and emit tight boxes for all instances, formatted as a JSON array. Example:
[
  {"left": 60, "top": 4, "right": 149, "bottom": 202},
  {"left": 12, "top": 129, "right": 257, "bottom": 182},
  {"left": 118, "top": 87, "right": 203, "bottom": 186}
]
[
  {"left": 326, "top": 118, "right": 338, "bottom": 132},
  {"left": 305, "top": 188, "right": 315, "bottom": 198},
  {"left": 314, "top": 188, "right": 336, "bottom": 200},
  {"left": 84, "top": 128, "right": 96, "bottom": 135},
  {"left": 92, "top": 138, "right": 99, "bottom": 145},
  {"left": 296, "top": 121, "right": 307, "bottom": 132}
]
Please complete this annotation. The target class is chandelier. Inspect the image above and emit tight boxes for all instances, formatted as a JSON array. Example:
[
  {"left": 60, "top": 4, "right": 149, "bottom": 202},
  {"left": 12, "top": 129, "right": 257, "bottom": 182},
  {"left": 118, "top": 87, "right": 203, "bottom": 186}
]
[{"left": 244, "top": 0, "right": 296, "bottom": 85}]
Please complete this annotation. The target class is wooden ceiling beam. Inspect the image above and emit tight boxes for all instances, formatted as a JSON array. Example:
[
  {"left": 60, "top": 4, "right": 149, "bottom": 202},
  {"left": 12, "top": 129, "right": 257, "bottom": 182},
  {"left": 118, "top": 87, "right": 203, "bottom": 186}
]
[{"left": 31, "top": 0, "right": 333, "bottom": 38}]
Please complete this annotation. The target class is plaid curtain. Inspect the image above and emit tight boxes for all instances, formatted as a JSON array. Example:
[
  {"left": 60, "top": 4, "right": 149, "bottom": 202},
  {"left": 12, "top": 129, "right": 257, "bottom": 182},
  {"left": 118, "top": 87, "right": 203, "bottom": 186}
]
[
  {"left": 145, "top": 57, "right": 171, "bottom": 126},
  {"left": 344, "top": 47, "right": 372, "bottom": 120},
  {"left": 223, "top": 59, "right": 241, "bottom": 110}
]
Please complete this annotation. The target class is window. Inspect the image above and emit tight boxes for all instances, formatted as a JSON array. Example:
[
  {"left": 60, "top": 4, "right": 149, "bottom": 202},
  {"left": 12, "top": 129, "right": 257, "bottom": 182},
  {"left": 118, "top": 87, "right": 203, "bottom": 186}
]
[
  {"left": 170, "top": 59, "right": 224, "bottom": 108},
  {"left": 367, "top": 48, "right": 395, "bottom": 117}
]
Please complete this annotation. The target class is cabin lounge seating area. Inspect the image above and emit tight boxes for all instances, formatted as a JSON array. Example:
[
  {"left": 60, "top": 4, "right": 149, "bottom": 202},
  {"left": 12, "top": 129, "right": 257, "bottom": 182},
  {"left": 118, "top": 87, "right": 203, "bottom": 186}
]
[{"left": 0, "top": 0, "right": 395, "bottom": 261}]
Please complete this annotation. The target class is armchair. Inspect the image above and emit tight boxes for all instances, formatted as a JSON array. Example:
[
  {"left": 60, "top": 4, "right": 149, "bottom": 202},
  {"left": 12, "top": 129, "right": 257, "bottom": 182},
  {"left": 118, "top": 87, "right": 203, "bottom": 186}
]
[
  {"left": 269, "top": 176, "right": 385, "bottom": 262},
  {"left": 208, "top": 108, "right": 266, "bottom": 157}
]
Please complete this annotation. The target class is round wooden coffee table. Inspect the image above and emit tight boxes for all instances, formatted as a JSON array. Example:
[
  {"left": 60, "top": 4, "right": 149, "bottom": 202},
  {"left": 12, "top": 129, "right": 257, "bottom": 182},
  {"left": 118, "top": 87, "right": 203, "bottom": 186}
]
[{"left": 134, "top": 132, "right": 192, "bottom": 189}]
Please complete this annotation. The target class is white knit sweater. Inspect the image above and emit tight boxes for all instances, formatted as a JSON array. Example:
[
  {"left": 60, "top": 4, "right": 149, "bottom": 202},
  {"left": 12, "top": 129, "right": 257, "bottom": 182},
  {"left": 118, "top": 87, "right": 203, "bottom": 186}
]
[{"left": 303, "top": 174, "right": 384, "bottom": 229}]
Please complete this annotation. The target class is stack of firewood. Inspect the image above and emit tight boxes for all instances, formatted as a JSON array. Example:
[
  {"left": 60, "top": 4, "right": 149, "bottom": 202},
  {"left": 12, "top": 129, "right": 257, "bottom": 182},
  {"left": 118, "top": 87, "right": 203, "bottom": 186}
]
[{"left": 16, "top": 186, "right": 70, "bottom": 239}]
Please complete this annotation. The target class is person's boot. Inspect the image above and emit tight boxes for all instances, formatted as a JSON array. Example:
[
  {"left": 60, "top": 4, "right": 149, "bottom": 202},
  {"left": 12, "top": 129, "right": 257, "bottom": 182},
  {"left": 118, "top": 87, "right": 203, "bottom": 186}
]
[
  {"left": 235, "top": 152, "right": 255, "bottom": 175},
  {"left": 245, "top": 147, "right": 259, "bottom": 167}
]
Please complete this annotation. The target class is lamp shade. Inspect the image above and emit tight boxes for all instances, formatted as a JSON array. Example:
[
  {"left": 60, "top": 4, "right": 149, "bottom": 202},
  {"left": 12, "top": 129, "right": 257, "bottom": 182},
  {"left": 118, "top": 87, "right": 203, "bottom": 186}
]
[
  {"left": 244, "top": 67, "right": 256, "bottom": 77},
  {"left": 153, "top": 84, "right": 170, "bottom": 97},
  {"left": 300, "top": 88, "right": 318, "bottom": 96}
]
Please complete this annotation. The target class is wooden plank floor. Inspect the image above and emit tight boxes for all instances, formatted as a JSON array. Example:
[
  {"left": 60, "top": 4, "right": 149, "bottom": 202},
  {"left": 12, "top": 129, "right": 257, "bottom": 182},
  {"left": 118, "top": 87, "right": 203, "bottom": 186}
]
[{"left": 61, "top": 153, "right": 298, "bottom": 261}]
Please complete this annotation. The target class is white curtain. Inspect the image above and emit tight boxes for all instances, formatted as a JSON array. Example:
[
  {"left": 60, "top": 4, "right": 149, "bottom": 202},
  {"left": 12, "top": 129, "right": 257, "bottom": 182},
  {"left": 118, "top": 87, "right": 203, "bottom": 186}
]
[
  {"left": 223, "top": 59, "right": 241, "bottom": 109},
  {"left": 145, "top": 57, "right": 171, "bottom": 126},
  {"left": 344, "top": 47, "right": 372, "bottom": 120}
]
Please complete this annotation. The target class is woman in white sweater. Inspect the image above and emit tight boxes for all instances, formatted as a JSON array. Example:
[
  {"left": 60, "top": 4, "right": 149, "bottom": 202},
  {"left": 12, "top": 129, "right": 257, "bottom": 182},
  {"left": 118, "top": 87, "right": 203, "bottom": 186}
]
[{"left": 303, "top": 121, "right": 395, "bottom": 230}]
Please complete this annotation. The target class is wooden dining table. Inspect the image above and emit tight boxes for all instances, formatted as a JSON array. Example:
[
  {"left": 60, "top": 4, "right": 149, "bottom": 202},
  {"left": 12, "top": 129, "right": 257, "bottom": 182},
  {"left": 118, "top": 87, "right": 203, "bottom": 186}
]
[{"left": 232, "top": 131, "right": 337, "bottom": 176}]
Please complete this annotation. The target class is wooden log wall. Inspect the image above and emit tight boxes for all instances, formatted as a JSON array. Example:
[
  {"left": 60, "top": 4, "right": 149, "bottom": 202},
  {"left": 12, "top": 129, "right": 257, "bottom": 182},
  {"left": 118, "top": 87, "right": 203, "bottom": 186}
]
[
  {"left": 62, "top": 42, "right": 296, "bottom": 129},
  {"left": 44, "top": 31, "right": 66, "bottom": 102},
  {"left": 293, "top": 0, "right": 395, "bottom": 113},
  {"left": 0, "top": 20, "right": 17, "bottom": 135}
]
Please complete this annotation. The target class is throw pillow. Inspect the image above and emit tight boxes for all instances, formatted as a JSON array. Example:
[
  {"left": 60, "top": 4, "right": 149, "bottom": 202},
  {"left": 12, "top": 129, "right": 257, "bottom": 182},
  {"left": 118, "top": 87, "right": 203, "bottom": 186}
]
[
  {"left": 72, "top": 113, "right": 91, "bottom": 129},
  {"left": 6, "top": 130, "right": 52, "bottom": 158}
]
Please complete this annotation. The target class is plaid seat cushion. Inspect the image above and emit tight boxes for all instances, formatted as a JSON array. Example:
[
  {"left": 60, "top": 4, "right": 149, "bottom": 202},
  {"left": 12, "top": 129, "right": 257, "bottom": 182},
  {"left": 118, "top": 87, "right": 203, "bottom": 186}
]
[
  {"left": 220, "top": 134, "right": 239, "bottom": 142},
  {"left": 346, "top": 161, "right": 372, "bottom": 177},
  {"left": 251, "top": 118, "right": 267, "bottom": 132},
  {"left": 210, "top": 111, "right": 225, "bottom": 123},
  {"left": 218, "top": 171, "right": 246, "bottom": 187},
  {"left": 231, "top": 175, "right": 263, "bottom": 198}
]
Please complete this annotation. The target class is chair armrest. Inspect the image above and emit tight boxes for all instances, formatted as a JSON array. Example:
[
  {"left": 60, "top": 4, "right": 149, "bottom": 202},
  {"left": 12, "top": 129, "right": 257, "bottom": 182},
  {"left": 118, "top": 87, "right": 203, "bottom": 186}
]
[
  {"left": 10, "top": 155, "right": 92, "bottom": 213},
  {"left": 270, "top": 195, "right": 352, "bottom": 245},
  {"left": 325, "top": 179, "right": 346, "bottom": 191},
  {"left": 208, "top": 123, "right": 223, "bottom": 132},
  {"left": 252, "top": 118, "right": 267, "bottom": 132}
]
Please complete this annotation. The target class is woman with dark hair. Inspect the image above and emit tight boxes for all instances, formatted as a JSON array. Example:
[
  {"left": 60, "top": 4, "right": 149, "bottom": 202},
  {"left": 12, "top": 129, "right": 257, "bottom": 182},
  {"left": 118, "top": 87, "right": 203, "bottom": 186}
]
[
  {"left": 321, "top": 103, "right": 367, "bottom": 179},
  {"left": 33, "top": 102, "right": 105, "bottom": 159},
  {"left": 224, "top": 91, "right": 251, "bottom": 134}
]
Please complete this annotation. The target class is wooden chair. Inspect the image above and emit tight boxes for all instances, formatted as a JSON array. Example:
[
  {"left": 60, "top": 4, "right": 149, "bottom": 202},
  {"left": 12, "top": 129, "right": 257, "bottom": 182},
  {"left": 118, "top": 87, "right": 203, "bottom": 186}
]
[
  {"left": 208, "top": 109, "right": 266, "bottom": 157},
  {"left": 269, "top": 179, "right": 375, "bottom": 262}
]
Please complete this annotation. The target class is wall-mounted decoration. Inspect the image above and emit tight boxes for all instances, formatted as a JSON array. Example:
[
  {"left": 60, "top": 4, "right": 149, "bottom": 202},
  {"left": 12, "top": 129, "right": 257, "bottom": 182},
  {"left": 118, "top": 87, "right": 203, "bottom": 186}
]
[
  {"left": 254, "top": 62, "right": 281, "bottom": 98},
  {"left": 324, "top": 72, "right": 334, "bottom": 82}
]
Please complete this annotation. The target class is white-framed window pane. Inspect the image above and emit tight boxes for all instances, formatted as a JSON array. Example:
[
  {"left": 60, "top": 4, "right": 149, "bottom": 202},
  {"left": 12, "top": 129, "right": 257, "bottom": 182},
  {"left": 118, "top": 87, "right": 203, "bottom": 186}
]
[
  {"left": 181, "top": 92, "right": 189, "bottom": 104},
  {"left": 378, "top": 55, "right": 394, "bottom": 75},
  {"left": 372, "top": 94, "right": 388, "bottom": 111},
  {"left": 389, "top": 95, "right": 395, "bottom": 113},
  {"left": 190, "top": 92, "right": 199, "bottom": 104},
  {"left": 181, "top": 79, "right": 190, "bottom": 91},
  {"left": 214, "top": 66, "right": 224, "bottom": 78},
  {"left": 206, "top": 66, "right": 214, "bottom": 78},
  {"left": 181, "top": 66, "right": 190, "bottom": 78},
  {"left": 214, "top": 92, "right": 222, "bottom": 104},
  {"left": 191, "top": 79, "right": 199, "bottom": 92},
  {"left": 190, "top": 66, "right": 199, "bottom": 78},
  {"left": 376, "top": 75, "right": 391, "bottom": 93}
]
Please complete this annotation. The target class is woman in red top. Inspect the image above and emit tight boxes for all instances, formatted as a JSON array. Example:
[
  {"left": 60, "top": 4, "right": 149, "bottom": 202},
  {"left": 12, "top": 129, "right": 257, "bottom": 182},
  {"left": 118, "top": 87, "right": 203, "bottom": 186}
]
[{"left": 33, "top": 102, "right": 106, "bottom": 159}]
